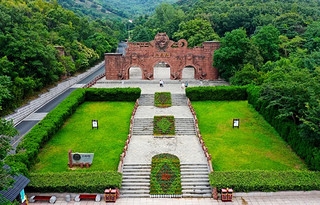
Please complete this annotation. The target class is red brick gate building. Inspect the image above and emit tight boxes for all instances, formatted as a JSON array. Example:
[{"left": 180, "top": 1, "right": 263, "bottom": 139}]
[{"left": 105, "top": 33, "right": 220, "bottom": 80}]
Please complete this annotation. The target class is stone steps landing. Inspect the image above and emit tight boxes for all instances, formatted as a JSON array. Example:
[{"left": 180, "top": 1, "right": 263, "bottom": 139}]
[
  {"left": 139, "top": 94, "right": 188, "bottom": 106},
  {"left": 181, "top": 164, "right": 212, "bottom": 198},
  {"left": 120, "top": 164, "right": 151, "bottom": 198},
  {"left": 132, "top": 118, "right": 196, "bottom": 135}
]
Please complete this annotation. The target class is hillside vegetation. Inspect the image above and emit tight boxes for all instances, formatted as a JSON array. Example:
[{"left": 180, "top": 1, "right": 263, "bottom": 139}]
[
  {"left": 131, "top": 0, "right": 320, "bottom": 171},
  {"left": 0, "top": 0, "right": 122, "bottom": 116},
  {"left": 55, "top": 0, "right": 127, "bottom": 19},
  {"left": 55, "top": 0, "right": 178, "bottom": 19}
]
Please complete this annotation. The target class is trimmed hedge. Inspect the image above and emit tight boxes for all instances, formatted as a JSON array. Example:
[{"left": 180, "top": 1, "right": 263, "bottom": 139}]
[
  {"left": 85, "top": 88, "right": 141, "bottom": 101},
  {"left": 27, "top": 171, "right": 122, "bottom": 193},
  {"left": 5, "top": 88, "right": 141, "bottom": 176},
  {"left": 247, "top": 86, "right": 320, "bottom": 171},
  {"left": 210, "top": 171, "right": 320, "bottom": 192},
  {"left": 186, "top": 86, "right": 247, "bottom": 101}
]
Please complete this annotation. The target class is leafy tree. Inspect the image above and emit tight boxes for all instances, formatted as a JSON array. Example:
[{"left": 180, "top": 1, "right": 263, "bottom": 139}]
[
  {"left": 131, "top": 26, "right": 153, "bottom": 42},
  {"left": 273, "top": 13, "right": 306, "bottom": 38},
  {"left": 304, "top": 21, "right": 320, "bottom": 52},
  {"left": 173, "top": 18, "right": 220, "bottom": 47},
  {"left": 0, "top": 119, "right": 18, "bottom": 191},
  {"left": 0, "top": 76, "right": 13, "bottom": 110},
  {"left": 243, "top": 43, "right": 264, "bottom": 70},
  {"left": 252, "top": 25, "right": 280, "bottom": 62},
  {"left": 213, "top": 28, "right": 250, "bottom": 80},
  {"left": 260, "top": 63, "right": 320, "bottom": 124},
  {"left": 279, "top": 35, "right": 306, "bottom": 57},
  {"left": 144, "top": 3, "right": 185, "bottom": 38},
  {"left": 230, "top": 64, "right": 264, "bottom": 86},
  {"left": 300, "top": 100, "right": 320, "bottom": 146},
  {"left": 0, "top": 0, "right": 120, "bottom": 116}
]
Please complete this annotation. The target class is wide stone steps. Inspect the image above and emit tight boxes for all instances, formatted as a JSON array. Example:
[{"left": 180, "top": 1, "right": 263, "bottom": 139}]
[
  {"left": 138, "top": 94, "right": 188, "bottom": 106},
  {"left": 180, "top": 164, "right": 212, "bottom": 198},
  {"left": 132, "top": 118, "right": 196, "bottom": 135},
  {"left": 120, "top": 164, "right": 151, "bottom": 198}
]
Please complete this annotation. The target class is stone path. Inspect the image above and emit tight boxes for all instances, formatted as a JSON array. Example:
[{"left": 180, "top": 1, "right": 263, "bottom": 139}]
[
  {"left": 94, "top": 79, "right": 229, "bottom": 94},
  {"left": 27, "top": 190, "right": 320, "bottom": 204},
  {"left": 113, "top": 80, "right": 212, "bottom": 197}
]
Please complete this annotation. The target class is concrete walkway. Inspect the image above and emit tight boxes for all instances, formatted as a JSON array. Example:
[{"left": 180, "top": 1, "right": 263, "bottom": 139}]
[
  {"left": 27, "top": 190, "right": 320, "bottom": 204},
  {"left": 122, "top": 89, "right": 207, "bottom": 164},
  {"left": 94, "top": 79, "right": 229, "bottom": 94}
]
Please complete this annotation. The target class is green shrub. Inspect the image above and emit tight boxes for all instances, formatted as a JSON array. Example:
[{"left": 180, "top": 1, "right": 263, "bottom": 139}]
[
  {"left": 27, "top": 171, "right": 122, "bottom": 193},
  {"left": 247, "top": 86, "right": 320, "bottom": 171},
  {"left": 153, "top": 116, "right": 175, "bottom": 135},
  {"left": 85, "top": 88, "right": 141, "bottom": 101},
  {"left": 150, "top": 154, "right": 181, "bottom": 195},
  {"left": 186, "top": 86, "right": 247, "bottom": 101},
  {"left": 210, "top": 171, "right": 320, "bottom": 192},
  {"left": 154, "top": 92, "right": 172, "bottom": 107}
]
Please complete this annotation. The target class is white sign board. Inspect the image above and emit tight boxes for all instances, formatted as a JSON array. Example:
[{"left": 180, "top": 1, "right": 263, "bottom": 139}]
[
  {"left": 72, "top": 153, "right": 94, "bottom": 164},
  {"left": 233, "top": 119, "right": 240, "bottom": 128},
  {"left": 92, "top": 120, "right": 98, "bottom": 129}
]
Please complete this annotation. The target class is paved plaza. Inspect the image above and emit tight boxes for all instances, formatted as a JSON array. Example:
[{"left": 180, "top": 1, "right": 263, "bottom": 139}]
[{"left": 27, "top": 191, "right": 320, "bottom": 205}]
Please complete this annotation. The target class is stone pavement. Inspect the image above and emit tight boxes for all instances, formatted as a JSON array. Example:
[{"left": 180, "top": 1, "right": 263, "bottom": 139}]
[
  {"left": 94, "top": 79, "right": 229, "bottom": 94},
  {"left": 123, "top": 135, "right": 207, "bottom": 164},
  {"left": 27, "top": 191, "right": 320, "bottom": 204}
]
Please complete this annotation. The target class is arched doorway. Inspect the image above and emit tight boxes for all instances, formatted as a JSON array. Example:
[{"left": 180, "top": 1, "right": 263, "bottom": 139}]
[
  {"left": 182, "top": 66, "right": 195, "bottom": 79},
  {"left": 129, "top": 66, "right": 142, "bottom": 79},
  {"left": 153, "top": 62, "right": 171, "bottom": 80}
]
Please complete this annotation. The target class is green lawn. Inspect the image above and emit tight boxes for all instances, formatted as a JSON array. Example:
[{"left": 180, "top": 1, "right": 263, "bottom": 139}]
[
  {"left": 192, "top": 101, "right": 307, "bottom": 171},
  {"left": 31, "top": 101, "right": 135, "bottom": 173}
]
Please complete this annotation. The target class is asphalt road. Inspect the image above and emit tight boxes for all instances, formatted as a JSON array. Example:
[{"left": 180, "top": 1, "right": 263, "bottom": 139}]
[{"left": 11, "top": 42, "right": 127, "bottom": 151}]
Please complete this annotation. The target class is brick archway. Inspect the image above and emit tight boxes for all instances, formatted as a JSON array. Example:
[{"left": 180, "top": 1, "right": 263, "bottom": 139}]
[{"left": 105, "top": 33, "right": 220, "bottom": 80}]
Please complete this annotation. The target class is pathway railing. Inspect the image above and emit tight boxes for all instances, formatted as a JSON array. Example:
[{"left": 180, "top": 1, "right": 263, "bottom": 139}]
[
  {"left": 117, "top": 99, "right": 139, "bottom": 173},
  {"left": 187, "top": 98, "right": 214, "bottom": 173},
  {"left": 83, "top": 73, "right": 106, "bottom": 88}
]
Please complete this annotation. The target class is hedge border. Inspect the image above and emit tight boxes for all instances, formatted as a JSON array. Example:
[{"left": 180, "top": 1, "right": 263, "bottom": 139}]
[
  {"left": 5, "top": 88, "right": 141, "bottom": 192},
  {"left": 27, "top": 171, "right": 122, "bottom": 193},
  {"left": 210, "top": 171, "right": 320, "bottom": 192},
  {"left": 186, "top": 86, "right": 247, "bottom": 101}
]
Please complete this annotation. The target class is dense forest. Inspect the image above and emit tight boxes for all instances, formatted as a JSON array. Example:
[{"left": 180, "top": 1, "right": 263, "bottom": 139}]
[
  {"left": 0, "top": 0, "right": 127, "bottom": 116},
  {"left": 54, "top": 0, "right": 178, "bottom": 20},
  {"left": 131, "top": 0, "right": 320, "bottom": 170},
  {"left": 54, "top": 0, "right": 127, "bottom": 19}
]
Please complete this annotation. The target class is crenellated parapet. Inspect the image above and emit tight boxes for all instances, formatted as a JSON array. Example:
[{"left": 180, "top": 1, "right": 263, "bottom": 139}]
[{"left": 105, "top": 33, "right": 220, "bottom": 80}]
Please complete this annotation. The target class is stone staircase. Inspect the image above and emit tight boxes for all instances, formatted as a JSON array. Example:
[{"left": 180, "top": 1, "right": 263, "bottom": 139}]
[
  {"left": 132, "top": 118, "right": 196, "bottom": 135},
  {"left": 175, "top": 118, "right": 197, "bottom": 135},
  {"left": 120, "top": 164, "right": 151, "bottom": 198},
  {"left": 138, "top": 94, "right": 154, "bottom": 106},
  {"left": 172, "top": 94, "right": 188, "bottom": 106},
  {"left": 181, "top": 164, "right": 212, "bottom": 197},
  {"left": 139, "top": 94, "right": 187, "bottom": 106}
]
